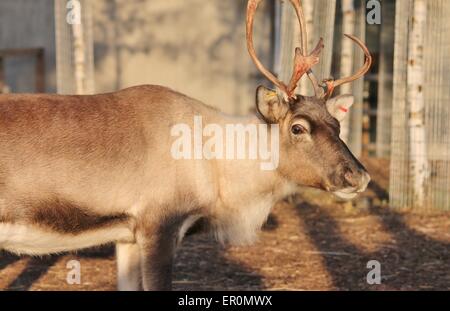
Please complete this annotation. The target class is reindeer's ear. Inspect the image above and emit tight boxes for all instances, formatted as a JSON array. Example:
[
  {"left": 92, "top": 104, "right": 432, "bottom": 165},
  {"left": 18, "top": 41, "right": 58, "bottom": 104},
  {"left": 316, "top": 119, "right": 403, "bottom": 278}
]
[
  {"left": 256, "top": 86, "right": 287, "bottom": 123},
  {"left": 326, "top": 95, "right": 354, "bottom": 122}
]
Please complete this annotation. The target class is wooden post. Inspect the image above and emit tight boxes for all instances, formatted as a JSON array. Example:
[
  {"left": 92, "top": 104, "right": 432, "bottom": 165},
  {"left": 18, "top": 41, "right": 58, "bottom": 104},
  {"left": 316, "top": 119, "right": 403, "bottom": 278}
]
[
  {"left": 0, "top": 56, "right": 5, "bottom": 93},
  {"left": 35, "top": 48, "right": 45, "bottom": 93}
]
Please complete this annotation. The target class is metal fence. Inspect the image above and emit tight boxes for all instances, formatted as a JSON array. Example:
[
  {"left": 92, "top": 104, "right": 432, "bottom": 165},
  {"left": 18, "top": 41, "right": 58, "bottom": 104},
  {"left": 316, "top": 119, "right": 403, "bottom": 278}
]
[{"left": 390, "top": 0, "right": 450, "bottom": 210}]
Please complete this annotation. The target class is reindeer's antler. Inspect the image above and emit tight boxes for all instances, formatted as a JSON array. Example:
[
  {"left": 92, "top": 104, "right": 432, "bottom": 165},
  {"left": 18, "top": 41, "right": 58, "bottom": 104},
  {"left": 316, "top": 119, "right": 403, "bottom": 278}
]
[
  {"left": 246, "top": 0, "right": 289, "bottom": 96},
  {"left": 320, "top": 34, "right": 372, "bottom": 98},
  {"left": 287, "top": 0, "right": 324, "bottom": 98},
  {"left": 246, "top": 0, "right": 323, "bottom": 100},
  {"left": 246, "top": 0, "right": 372, "bottom": 100}
]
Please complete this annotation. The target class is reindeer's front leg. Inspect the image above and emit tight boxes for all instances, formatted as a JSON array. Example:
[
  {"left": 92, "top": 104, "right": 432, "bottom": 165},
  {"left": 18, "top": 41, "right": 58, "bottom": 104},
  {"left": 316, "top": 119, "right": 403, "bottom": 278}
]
[
  {"left": 116, "top": 242, "right": 142, "bottom": 291},
  {"left": 136, "top": 219, "right": 180, "bottom": 291}
]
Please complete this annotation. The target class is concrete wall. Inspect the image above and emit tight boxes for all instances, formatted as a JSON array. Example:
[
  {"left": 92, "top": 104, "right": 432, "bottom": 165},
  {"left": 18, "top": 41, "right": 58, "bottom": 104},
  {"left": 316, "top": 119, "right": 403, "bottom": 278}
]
[
  {"left": 92, "top": 0, "right": 274, "bottom": 114},
  {"left": 0, "top": 0, "right": 274, "bottom": 114}
]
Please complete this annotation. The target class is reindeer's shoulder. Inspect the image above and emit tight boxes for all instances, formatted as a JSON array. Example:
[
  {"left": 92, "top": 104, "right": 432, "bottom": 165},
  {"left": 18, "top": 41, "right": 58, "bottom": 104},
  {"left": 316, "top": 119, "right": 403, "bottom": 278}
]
[
  {"left": 118, "top": 85, "right": 217, "bottom": 115},
  {"left": 117, "top": 85, "right": 193, "bottom": 102}
]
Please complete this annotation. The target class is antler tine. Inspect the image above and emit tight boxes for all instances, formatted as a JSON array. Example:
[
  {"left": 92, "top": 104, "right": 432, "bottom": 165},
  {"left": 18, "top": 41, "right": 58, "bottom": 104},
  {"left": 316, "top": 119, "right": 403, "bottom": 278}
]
[
  {"left": 247, "top": 1, "right": 372, "bottom": 100},
  {"left": 246, "top": 0, "right": 289, "bottom": 96},
  {"left": 247, "top": 0, "right": 323, "bottom": 100},
  {"left": 324, "top": 34, "right": 372, "bottom": 97},
  {"left": 288, "top": 0, "right": 325, "bottom": 98},
  {"left": 289, "top": 0, "right": 307, "bottom": 54},
  {"left": 286, "top": 39, "right": 324, "bottom": 96}
]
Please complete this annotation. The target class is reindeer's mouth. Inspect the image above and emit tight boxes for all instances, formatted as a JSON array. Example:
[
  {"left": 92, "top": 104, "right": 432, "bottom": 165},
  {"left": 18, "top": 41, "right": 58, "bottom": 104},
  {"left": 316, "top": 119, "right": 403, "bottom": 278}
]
[
  {"left": 330, "top": 170, "right": 371, "bottom": 200},
  {"left": 333, "top": 188, "right": 359, "bottom": 200}
]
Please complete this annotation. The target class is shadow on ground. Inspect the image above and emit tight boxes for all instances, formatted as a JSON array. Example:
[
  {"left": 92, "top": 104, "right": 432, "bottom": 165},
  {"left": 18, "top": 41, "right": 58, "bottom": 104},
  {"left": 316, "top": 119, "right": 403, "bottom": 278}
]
[
  {"left": 0, "top": 238, "right": 265, "bottom": 291},
  {"left": 0, "top": 182, "right": 448, "bottom": 290},
  {"left": 295, "top": 181, "right": 450, "bottom": 290}
]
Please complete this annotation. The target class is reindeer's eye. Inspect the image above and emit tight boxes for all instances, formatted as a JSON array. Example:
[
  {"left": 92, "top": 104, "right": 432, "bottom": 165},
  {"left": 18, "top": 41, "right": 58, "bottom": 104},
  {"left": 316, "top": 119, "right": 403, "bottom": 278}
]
[{"left": 291, "top": 124, "right": 307, "bottom": 135}]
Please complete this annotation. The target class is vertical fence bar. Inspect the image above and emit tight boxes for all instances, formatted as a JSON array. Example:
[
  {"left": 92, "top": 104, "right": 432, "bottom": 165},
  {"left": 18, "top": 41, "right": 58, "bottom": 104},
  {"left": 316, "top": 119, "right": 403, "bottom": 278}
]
[
  {"left": 390, "top": 0, "right": 412, "bottom": 209},
  {"left": 376, "top": 0, "right": 395, "bottom": 158}
]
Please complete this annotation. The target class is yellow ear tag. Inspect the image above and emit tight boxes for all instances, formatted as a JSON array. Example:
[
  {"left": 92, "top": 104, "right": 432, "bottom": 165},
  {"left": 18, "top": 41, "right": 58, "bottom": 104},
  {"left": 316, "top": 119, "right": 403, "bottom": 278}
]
[{"left": 264, "top": 91, "right": 277, "bottom": 101}]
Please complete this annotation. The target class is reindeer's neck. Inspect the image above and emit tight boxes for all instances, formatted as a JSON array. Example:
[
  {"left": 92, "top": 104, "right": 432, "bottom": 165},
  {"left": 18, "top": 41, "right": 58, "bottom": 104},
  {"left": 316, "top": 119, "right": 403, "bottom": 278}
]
[
  {"left": 204, "top": 113, "right": 297, "bottom": 245},
  {"left": 201, "top": 111, "right": 293, "bottom": 199},
  {"left": 212, "top": 159, "right": 296, "bottom": 245}
]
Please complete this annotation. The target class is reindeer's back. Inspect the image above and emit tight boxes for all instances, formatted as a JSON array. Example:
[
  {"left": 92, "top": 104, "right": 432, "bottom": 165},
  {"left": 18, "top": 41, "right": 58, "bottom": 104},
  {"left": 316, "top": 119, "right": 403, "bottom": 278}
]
[{"left": 0, "top": 85, "right": 210, "bottom": 212}]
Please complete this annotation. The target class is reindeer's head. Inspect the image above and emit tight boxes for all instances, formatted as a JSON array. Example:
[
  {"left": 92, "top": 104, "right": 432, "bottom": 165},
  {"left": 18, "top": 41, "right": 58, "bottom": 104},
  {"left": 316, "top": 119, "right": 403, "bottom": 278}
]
[{"left": 247, "top": 0, "right": 372, "bottom": 199}]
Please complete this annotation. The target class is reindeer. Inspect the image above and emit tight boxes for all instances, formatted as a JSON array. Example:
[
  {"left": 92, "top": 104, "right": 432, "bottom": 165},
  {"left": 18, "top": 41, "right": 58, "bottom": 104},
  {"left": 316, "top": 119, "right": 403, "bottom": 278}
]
[{"left": 0, "top": 0, "right": 371, "bottom": 290}]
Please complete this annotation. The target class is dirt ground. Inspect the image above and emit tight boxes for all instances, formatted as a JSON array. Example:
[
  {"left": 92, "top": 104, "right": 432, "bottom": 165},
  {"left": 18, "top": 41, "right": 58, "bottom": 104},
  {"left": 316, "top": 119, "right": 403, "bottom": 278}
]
[{"left": 0, "top": 158, "right": 449, "bottom": 291}]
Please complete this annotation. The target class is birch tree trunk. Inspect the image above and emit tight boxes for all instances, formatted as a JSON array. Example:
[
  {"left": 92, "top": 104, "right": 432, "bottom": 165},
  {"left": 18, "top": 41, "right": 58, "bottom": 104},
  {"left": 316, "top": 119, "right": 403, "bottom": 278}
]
[
  {"left": 282, "top": 0, "right": 336, "bottom": 96},
  {"left": 55, "top": 0, "right": 95, "bottom": 95},
  {"left": 407, "top": 0, "right": 428, "bottom": 207},
  {"left": 72, "top": 23, "right": 86, "bottom": 95},
  {"left": 278, "top": 0, "right": 297, "bottom": 84},
  {"left": 338, "top": 0, "right": 355, "bottom": 143},
  {"left": 298, "top": 0, "right": 315, "bottom": 95},
  {"left": 346, "top": 0, "right": 366, "bottom": 157},
  {"left": 312, "top": 0, "right": 337, "bottom": 87}
]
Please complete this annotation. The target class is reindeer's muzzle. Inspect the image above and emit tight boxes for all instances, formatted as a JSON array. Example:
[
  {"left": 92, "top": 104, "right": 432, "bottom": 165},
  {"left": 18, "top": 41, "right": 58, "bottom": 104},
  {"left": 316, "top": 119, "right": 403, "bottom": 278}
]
[
  {"left": 328, "top": 164, "right": 371, "bottom": 200},
  {"left": 343, "top": 167, "right": 371, "bottom": 192}
]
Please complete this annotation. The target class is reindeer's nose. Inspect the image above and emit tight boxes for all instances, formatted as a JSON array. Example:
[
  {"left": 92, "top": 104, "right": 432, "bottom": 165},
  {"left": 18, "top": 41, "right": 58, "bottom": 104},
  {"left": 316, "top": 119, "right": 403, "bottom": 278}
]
[
  {"left": 344, "top": 169, "right": 359, "bottom": 188},
  {"left": 344, "top": 169, "right": 371, "bottom": 191}
]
